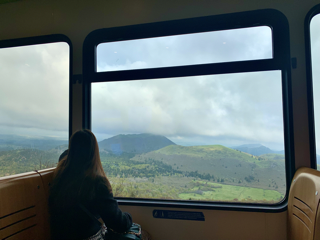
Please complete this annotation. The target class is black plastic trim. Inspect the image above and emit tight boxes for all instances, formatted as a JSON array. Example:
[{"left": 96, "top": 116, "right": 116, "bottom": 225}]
[
  {"left": 0, "top": 34, "right": 73, "bottom": 140},
  {"left": 90, "top": 59, "right": 281, "bottom": 82},
  {"left": 83, "top": 9, "right": 293, "bottom": 212},
  {"left": 305, "top": 4, "right": 320, "bottom": 170}
]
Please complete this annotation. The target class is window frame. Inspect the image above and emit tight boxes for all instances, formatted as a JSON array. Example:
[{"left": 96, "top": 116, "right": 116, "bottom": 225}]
[
  {"left": 83, "top": 9, "right": 294, "bottom": 212},
  {"left": 305, "top": 4, "right": 320, "bottom": 170},
  {"left": 0, "top": 34, "right": 73, "bottom": 139}
]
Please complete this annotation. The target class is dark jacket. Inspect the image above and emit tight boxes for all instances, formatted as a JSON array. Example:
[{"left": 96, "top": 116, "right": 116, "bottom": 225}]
[{"left": 50, "top": 179, "right": 132, "bottom": 240}]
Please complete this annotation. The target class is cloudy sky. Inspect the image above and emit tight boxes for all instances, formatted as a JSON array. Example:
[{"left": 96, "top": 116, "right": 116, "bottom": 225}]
[
  {"left": 0, "top": 43, "right": 69, "bottom": 140},
  {"left": 96, "top": 26, "right": 272, "bottom": 71},
  {"left": 1, "top": 19, "right": 319, "bottom": 151},
  {"left": 93, "top": 26, "right": 285, "bottom": 150},
  {"left": 311, "top": 14, "right": 320, "bottom": 153}
]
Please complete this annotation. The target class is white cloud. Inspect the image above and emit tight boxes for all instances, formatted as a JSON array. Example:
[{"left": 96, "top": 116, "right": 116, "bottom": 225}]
[
  {"left": 93, "top": 26, "right": 285, "bottom": 150},
  {"left": 0, "top": 42, "right": 69, "bottom": 139},
  {"left": 97, "top": 26, "right": 272, "bottom": 72},
  {"left": 92, "top": 71, "right": 284, "bottom": 149},
  {"left": 0, "top": 25, "right": 290, "bottom": 150}
]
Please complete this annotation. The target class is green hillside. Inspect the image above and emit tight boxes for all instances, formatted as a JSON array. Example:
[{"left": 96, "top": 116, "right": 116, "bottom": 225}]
[
  {"left": 259, "top": 153, "right": 285, "bottom": 161},
  {"left": 149, "top": 144, "right": 283, "bottom": 168},
  {"left": 155, "top": 144, "right": 264, "bottom": 163},
  {"left": 132, "top": 144, "right": 286, "bottom": 195},
  {"left": 0, "top": 149, "right": 59, "bottom": 177}
]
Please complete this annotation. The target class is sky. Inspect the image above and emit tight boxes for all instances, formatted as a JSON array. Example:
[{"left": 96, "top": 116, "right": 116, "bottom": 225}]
[
  {"left": 93, "top": 26, "right": 285, "bottom": 150},
  {"left": 92, "top": 71, "right": 283, "bottom": 149},
  {"left": 2, "top": 20, "right": 319, "bottom": 151},
  {"left": 96, "top": 27, "right": 272, "bottom": 71},
  {"left": 0, "top": 42, "right": 69, "bottom": 140},
  {"left": 311, "top": 14, "right": 320, "bottom": 153}
]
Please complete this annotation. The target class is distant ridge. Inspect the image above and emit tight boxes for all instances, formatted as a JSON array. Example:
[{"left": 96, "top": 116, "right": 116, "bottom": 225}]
[
  {"left": 98, "top": 133, "right": 176, "bottom": 155},
  {"left": 0, "top": 134, "right": 67, "bottom": 151},
  {"left": 232, "top": 144, "right": 284, "bottom": 156},
  {"left": 132, "top": 144, "right": 286, "bottom": 193}
]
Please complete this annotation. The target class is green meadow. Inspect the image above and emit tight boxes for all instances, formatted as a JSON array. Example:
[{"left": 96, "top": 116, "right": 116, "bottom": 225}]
[
  {"left": 109, "top": 176, "right": 284, "bottom": 203},
  {"left": 179, "top": 180, "right": 283, "bottom": 202}
]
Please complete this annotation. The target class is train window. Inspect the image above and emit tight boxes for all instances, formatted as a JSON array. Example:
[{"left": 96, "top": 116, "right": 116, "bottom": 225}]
[
  {"left": 92, "top": 70, "right": 286, "bottom": 203},
  {"left": 311, "top": 13, "right": 320, "bottom": 170},
  {"left": 84, "top": 9, "right": 293, "bottom": 208},
  {"left": 97, "top": 26, "right": 272, "bottom": 72},
  {"left": 0, "top": 42, "right": 69, "bottom": 177}
]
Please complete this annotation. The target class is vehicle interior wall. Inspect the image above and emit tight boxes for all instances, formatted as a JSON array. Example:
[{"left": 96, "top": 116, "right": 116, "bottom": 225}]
[{"left": 0, "top": 0, "right": 318, "bottom": 239}]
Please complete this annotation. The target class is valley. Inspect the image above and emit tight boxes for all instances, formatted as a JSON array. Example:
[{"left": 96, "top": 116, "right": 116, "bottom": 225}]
[{"left": 0, "top": 133, "right": 288, "bottom": 203}]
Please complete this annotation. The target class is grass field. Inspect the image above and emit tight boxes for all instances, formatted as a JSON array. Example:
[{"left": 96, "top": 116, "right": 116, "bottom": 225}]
[
  {"left": 179, "top": 180, "right": 284, "bottom": 202},
  {"left": 109, "top": 176, "right": 284, "bottom": 203}
]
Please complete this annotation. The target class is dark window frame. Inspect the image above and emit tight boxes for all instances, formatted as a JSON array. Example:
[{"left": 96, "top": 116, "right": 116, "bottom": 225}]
[
  {"left": 83, "top": 9, "right": 294, "bottom": 212},
  {"left": 305, "top": 4, "right": 320, "bottom": 170},
  {"left": 0, "top": 34, "right": 73, "bottom": 139}
]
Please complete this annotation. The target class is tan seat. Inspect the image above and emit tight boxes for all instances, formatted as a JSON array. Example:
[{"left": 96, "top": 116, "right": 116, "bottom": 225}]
[
  {"left": 288, "top": 167, "right": 320, "bottom": 240},
  {"left": 0, "top": 171, "right": 49, "bottom": 240},
  {"left": 37, "top": 168, "right": 55, "bottom": 240},
  {"left": 37, "top": 168, "right": 55, "bottom": 201},
  {"left": 7, "top": 166, "right": 320, "bottom": 240}
]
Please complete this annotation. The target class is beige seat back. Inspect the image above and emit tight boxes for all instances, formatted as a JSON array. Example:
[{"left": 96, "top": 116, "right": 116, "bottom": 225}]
[
  {"left": 288, "top": 167, "right": 320, "bottom": 240},
  {"left": 0, "top": 172, "right": 48, "bottom": 240},
  {"left": 37, "top": 168, "right": 55, "bottom": 240}
]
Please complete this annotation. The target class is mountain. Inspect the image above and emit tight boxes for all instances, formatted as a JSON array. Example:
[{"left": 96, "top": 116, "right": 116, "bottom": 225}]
[
  {"left": 276, "top": 150, "right": 285, "bottom": 155},
  {"left": 232, "top": 144, "right": 283, "bottom": 156},
  {"left": 98, "top": 133, "right": 176, "bottom": 155},
  {"left": 0, "top": 134, "right": 67, "bottom": 151},
  {"left": 132, "top": 144, "right": 286, "bottom": 194}
]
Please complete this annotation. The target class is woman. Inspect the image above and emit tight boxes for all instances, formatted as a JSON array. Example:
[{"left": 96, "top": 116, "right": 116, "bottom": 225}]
[{"left": 49, "top": 129, "right": 132, "bottom": 240}]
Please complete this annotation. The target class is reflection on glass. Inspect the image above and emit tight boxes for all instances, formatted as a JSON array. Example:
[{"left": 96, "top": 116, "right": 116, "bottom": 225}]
[
  {"left": 92, "top": 71, "right": 286, "bottom": 204},
  {"left": 311, "top": 14, "right": 320, "bottom": 171},
  {"left": 0, "top": 43, "right": 69, "bottom": 177},
  {"left": 97, "top": 26, "right": 272, "bottom": 72}
]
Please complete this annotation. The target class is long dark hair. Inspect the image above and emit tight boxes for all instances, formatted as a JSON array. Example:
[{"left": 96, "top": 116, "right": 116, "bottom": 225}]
[{"left": 49, "top": 129, "right": 112, "bottom": 209}]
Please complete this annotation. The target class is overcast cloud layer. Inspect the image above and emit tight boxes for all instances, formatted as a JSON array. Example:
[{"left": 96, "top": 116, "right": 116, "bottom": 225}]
[
  {"left": 311, "top": 14, "right": 320, "bottom": 152},
  {"left": 3, "top": 21, "right": 318, "bottom": 151},
  {"left": 93, "top": 26, "right": 286, "bottom": 150},
  {"left": 92, "top": 71, "right": 283, "bottom": 149},
  {"left": 0, "top": 43, "right": 69, "bottom": 139},
  {"left": 97, "top": 26, "right": 272, "bottom": 72}
]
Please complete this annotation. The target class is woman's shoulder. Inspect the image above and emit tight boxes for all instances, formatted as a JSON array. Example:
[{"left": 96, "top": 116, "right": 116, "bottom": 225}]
[
  {"left": 94, "top": 175, "right": 108, "bottom": 185},
  {"left": 94, "top": 176, "right": 113, "bottom": 195}
]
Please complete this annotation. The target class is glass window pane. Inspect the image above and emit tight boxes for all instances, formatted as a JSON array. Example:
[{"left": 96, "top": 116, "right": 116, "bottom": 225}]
[
  {"left": 97, "top": 26, "right": 272, "bottom": 72},
  {"left": 311, "top": 13, "right": 320, "bottom": 171},
  {"left": 92, "top": 70, "right": 286, "bottom": 204},
  {"left": 0, "top": 42, "right": 69, "bottom": 177}
]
